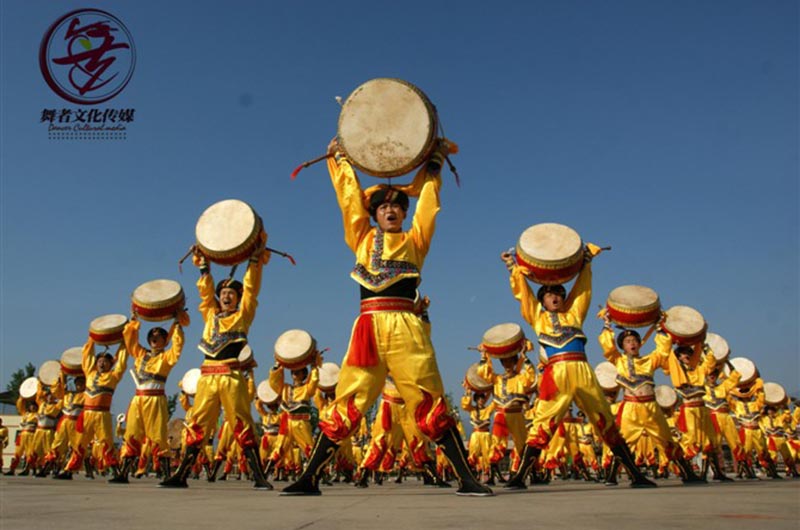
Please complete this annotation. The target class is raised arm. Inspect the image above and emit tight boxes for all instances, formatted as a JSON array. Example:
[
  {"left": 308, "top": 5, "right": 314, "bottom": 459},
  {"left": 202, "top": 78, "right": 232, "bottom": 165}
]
[
  {"left": 328, "top": 152, "right": 371, "bottom": 253},
  {"left": 268, "top": 365, "right": 285, "bottom": 395},
  {"left": 599, "top": 327, "right": 621, "bottom": 364},
  {"left": 122, "top": 319, "right": 148, "bottom": 360},
  {"left": 81, "top": 337, "right": 97, "bottom": 375},
  {"left": 409, "top": 166, "right": 441, "bottom": 259}
]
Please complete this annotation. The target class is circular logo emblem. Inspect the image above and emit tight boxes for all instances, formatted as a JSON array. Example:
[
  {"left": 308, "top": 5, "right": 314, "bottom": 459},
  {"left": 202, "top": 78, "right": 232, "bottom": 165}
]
[{"left": 39, "top": 9, "right": 136, "bottom": 105}]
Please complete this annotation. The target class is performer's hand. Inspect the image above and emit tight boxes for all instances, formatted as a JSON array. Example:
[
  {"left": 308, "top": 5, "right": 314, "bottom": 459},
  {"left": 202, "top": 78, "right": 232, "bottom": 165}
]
[
  {"left": 192, "top": 246, "right": 208, "bottom": 269},
  {"left": 176, "top": 308, "right": 191, "bottom": 328},
  {"left": 437, "top": 137, "right": 459, "bottom": 155},
  {"left": 501, "top": 251, "right": 515, "bottom": 270},
  {"left": 130, "top": 306, "right": 139, "bottom": 321},
  {"left": 327, "top": 136, "right": 341, "bottom": 155}
]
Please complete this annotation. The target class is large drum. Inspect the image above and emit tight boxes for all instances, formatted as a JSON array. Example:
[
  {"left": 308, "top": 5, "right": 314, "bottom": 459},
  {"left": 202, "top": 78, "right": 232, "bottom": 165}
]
[
  {"left": 195, "top": 199, "right": 264, "bottom": 266},
  {"left": 655, "top": 385, "right": 678, "bottom": 409},
  {"left": 481, "top": 323, "right": 526, "bottom": 359},
  {"left": 89, "top": 314, "right": 128, "bottom": 346},
  {"left": 606, "top": 285, "right": 661, "bottom": 328},
  {"left": 763, "top": 382, "right": 787, "bottom": 406},
  {"left": 167, "top": 418, "right": 184, "bottom": 450},
  {"left": 274, "top": 329, "right": 317, "bottom": 370},
  {"left": 515, "top": 223, "right": 584, "bottom": 285},
  {"left": 663, "top": 305, "right": 707, "bottom": 346},
  {"left": 60, "top": 347, "right": 83, "bottom": 376},
  {"left": 238, "top": 345, "right": 257, "bottom": 371},
  {"left": 38, "top": 360, "right": 61, "bottom": 386},
  {"left": 594, "top": 361, "right": 619, "bottom": 392},
  {"left": 465, "top": 363, "right": 493, "bottom": 393},
  {"left": 257, "top": 380, "right": 279, "bottom": 404},
  {"left": 338, "top": 78, "right": 438, "bottom": 178},
  {"left": 729, "top": 357, "right": 757, "bottom": 386},
  {"left": 181, "top": 368, "right": 201, "bottom": 396},
  {"left": 131, "top": 279, "right": 185, "bottom": 322},
  {"left": 705, "top": 332, "right": 730, "bottom": 364},
  {"left": 318, "top": 362, "right": 340, "bottom": 393},
  {"left": 19, "top": 377, "right": 39, "bottom": 399}
]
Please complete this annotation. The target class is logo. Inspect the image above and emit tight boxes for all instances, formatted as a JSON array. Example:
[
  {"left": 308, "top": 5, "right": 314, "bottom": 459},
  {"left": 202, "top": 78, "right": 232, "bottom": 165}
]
[{"left": 39, "top": 9, "right": 135, "bottom": 105}]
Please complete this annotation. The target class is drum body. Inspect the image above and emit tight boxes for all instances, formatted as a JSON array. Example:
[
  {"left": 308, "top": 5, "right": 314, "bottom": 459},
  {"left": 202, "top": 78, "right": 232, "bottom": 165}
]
[
  {"left": 481, "top": 323, "right": 525, "bottom": 359},
  {"left": 655, "top": 385, "right": 678, "bottom": 409},
  {"left": 20, "top": 377, "right": 39, "bottom": 399},
  {"left": 238, "top": 345, "right": 257, "bottom": 371},
  {"left": 60, "top": 347, "right": 83, "bottom": 375},
  {"left": 729, "top": 357, "right": 757, "bottom": 386},
  {"left": 763, "top": 382, "right": 787, "bottom": 406},
  {"left": 465, "top": 363, "right": 493, "bottom": 393},
  {"left": 318, "top": 362, "right": 340, "bottom": 393},
  {"left": 38, "top": 361, "right": 61, "bottom": 386},
  {"left": 132, "top": 279, "right": 185, "bottom": 322},
  {"left": 705, "top": 332, "right": 730, "bottom": 364},
  {"left": 274, "top": 329, "right": 316, "bottom": 370},
  {"left": 89, "top": 314, "right": 128, "bottom": 346},
  {"left": 195, "top": 199, "right": 264, "bottom": 266},
  {"left": 338, "top": 78, "right": 438, "bottom": 178},
  {"left": 515, "top": 223, "right": 584, "bottom": 285},
  {"left": 606, "top": 285, "right": 661, "bottom": 328},
  {"left": 257, "top": 381, "right": 279, "bottom": 404},
  {"left": 167, "top": 418, "right": 184, "bottom": 450},
  {"left": 181, "top": 368, "right": 201, "bottom": 396},
  {"left": 663, "top": 305, "right": 707, "bottom": 346},
  {"left": 594, "top": 361, "right": 619, "bottom": 392}
]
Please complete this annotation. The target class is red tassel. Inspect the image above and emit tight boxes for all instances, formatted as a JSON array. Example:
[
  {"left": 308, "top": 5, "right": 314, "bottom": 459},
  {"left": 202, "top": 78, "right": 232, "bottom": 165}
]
[
  {"left": 538, "top": 365, "right": 559, "bottom": 401},
  {"left": 615, "top": 402, "right": 626, "bottom": 427},
  {"left": 290, "top": 163, "right": 305, "bottom": 180},
  {"left": 710, "top": 413, "right": 721, "bottom": 434},
  {"left": 347, "top": 313, "right": 379, "bottom": 367},
  {"left": 677, "top": 405, "right": 688, "bottom": 433}
]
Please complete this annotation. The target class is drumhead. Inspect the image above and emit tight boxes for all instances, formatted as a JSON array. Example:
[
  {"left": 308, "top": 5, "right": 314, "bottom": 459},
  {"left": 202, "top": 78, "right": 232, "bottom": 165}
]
[
  {"left": 257, "top": 380, "right": 279, "bottom": 404},
  {"left": 195, "top": 199, "right": 262, "bottom": 261},
  {"left": 60, "top": 347, "right": 83, "bottom": 371},
  {"left": 38, "top": 360, "right": 61, "bottom": 386},
  {"left": 594, "top": 361, "right": 619, "bottom": 391},
  {"left": 181, "top": 368, "right": 201, "bottom": 395},
  {"left": 274, "top": 329, "right": 316, "bottom": 367},
  {"left": 132, "top": 279, "right": 184, "bottom": 320},
  {"left": 338, "top": 78, "right": 437, "bottom": 178},
  {"left": 238, "top": 345, "right": 256, "bottom": 369},
  {"left": 481, "top": 323, "right": 525, "bottom": 358},
  {"left": 705, "top": 332, "right": 730, "bottom": 362},
  {"left": 89, "top": 314, "right": 128, "bottom": 334},
  {"left": 607, "top": 285, "right": 660, "bottom": 311},
  {"left": 19, "top": 377, "right": 39, "bottom": 399},
  {"left": 318, "top": 362, "right": 340, "bottom": 391},
  {"left": 729, "top": 357, "right": 756, "bottom": 385},
  {"left": 663, "top": 305, "right": 706, "bottom": 338},
  {"left": 465, "top": 362, "right": 493, "bottom": 393},
  {"left": 518, "top": 223, "right": 583, "bottom": 265},
  {"left": 167, "top": 418, "right": 184, "bottom": 449},
  {"left": 655, "top": 385, "right": 678, "bottom": 408},
  {"left": 763, "top": 382, "right": 787, "bottom": 406}
]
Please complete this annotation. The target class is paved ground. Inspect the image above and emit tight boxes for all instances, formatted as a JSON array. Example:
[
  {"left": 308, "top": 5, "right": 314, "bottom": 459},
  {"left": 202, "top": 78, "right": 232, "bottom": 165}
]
[{"left": 1, "top": 474, "right": 798, "bottom": 530}]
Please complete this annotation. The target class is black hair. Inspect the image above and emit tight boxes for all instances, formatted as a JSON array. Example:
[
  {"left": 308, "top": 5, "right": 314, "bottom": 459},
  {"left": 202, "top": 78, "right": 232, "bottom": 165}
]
[
  {"left": 616, "top": 329, "right": 642, "bottom": 349},
  {"left": 147, "top": 327, "right": 168, "bottom": 343},
  {"left": 537, "top": 284, "right": 567, "bottom": 303},
  {"left": 368, "top": 187, "right": 409, "bottom": 219},
  {"left": 216, "top": 279, "right": 243, "bottom": 299}
]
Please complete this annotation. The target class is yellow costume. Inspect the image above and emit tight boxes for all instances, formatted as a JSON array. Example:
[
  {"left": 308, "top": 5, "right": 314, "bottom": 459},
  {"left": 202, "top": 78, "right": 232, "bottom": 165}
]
[
  {"left": 5, "top": 398, "right": 36, "bottom": 475},
  {"left": 730, "top": 380, "right": 772, "bottom": 471},
  {"left": 461, "top": 393, "right": 496, "bottom": 477},
  {"left": 256, "top": 399, "right": 282, "bottom": 468},
  {"left": 31, "top": 383, "right": 62, "bottom": 471},
  {"left": 704, "top": 371, "right": 745, "bottom": 464},
  {"left": 47, "top": 375, "right": 84, "bottom": 469},
  {"left": 358, "top": 382, "right": 405, "bottom": 478},
  {"left": 269, "top": 364, "right": 318, "bottom": 460}
]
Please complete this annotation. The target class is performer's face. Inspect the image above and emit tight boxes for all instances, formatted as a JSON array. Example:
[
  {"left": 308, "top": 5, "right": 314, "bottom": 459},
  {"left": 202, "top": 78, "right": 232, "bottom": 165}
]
[
  {"left": 375, "top": 202, "right": 406, "bottom": 233},
  {"left": 542, "top": 292, "right": 564, "bottom": 312},
  {"left": 75, "top": 378, "right": 86, "bottom": 392},
  {"left": 621, "top": 336, "right": 641, "bottom": 355},
  {"left": 96, "top": 355, "right": 112, "bottom": 373},
  {"left": 476, "top": 395, "right": 487, "bottom": 407},
  {"left": 149, "top": 334, "right": 167, "bottom": 351},
  {"left": 291, "top": 369, "right": 308, "bottom": 384},
  {"left": 500, "top": 355, "right": 518, "bottom": 374},
  {"left": 219, "top": 287, "right": 240, "bottom": 312}
]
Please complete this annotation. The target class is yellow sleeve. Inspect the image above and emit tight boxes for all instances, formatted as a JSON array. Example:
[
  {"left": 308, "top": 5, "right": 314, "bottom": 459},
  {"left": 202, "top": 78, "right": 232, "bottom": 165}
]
[
  {"left": 461, "top": 393, "right": 474, "bottom": 412},
  {"left": 269, "top": 366, "right": 284, "bottom": 395},
  {"left": 81, "top": 337, "right": 96, "bottom": 375},
  {"left": 651, "top": 332, "right": 673, "bottom": 371},
  {"left": 722, "top": 371, "right": 742, "bottom": 392},
  {"left": 122, "top": 320, "right": 148, "bottom": 360},
  {"left": 246, "top": 374, "right": 256, "bottom": 401},
  {"left": 197, "top": 272, "right": 217, "bottom": 321},
  {"left": 701, "top": 347, "right": 717, "bottom": 375},
  {"left": 566, "top": 261, "right": 592, "bottom": 325},
  {"left": 111, "top": 345, "right": 129, "bottom": 383},
  {"left": 313, "top": 391, "right": 325, "bottom": 411},
  {"left": 164, "top": 323, "right": 184, "bottom": 367},
  {"left": 328, "top": 157, "right": 371, "bottom": 254},
  {"left": 521, "top": 360, "right": 537, "bottom": 391},
  {"left": 409, "top": 167, "right": 441, "bottom": 257},
  {"left": 509, "top": 266, "right": 541, "bottom": 331},
  {"left": 599, "top": 328, "right": 621, "bottom": 362},
  {"left": 16, "top": 396, "right": 25, "bottom": 415},
  {"left": 300, "top": 367, "right": 320, "bottom": 401},
  {"left": 51, "top": 375, "right": 65, "bottom": 399},
  {"left": 476, "top": 360, "right": 494, "bottom": 383},
  {"left": 179, "top": 392, "right": 191, "bottom": 412},
  {"left": 239, "top": 258, "right": 264, "bottom": 327}
]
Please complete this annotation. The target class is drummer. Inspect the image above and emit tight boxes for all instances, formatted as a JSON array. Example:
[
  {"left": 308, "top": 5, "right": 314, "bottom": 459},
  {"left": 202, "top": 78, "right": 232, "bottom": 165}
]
[
  {"left": 160, "top": 238, "right": 271, "bottom": 489},
  {"left": 46, "top": 374, "right": 85, "bottom": 475},
  {"left": 55, "top": 339, "right": 128, "bottom": 480},
  {"left": 284, "top": 137, "right": 490, "bottom": 496},
  {"left": 255, "top": 393, "right": 282, "bottom": 479},
  {"left": 4, "top": 398, "right": 37, "bottom": 476},
  {"left": 597, "top": 315, "right": 704, "bottom": 484},
  {"left": 460, "top": 389, "right": 497, "bottom": 484},
  {"left": 704, "top": 364, "right": 747, "bottom": 479},
  {"left": 111, "top": 309, "right": 188, "bottom": 484},
  {"left": 31, "top": 382, "right": 62, "bottom": 476},
  {"left": 500, "top": 248, "right": 656, "bottom": 489}
]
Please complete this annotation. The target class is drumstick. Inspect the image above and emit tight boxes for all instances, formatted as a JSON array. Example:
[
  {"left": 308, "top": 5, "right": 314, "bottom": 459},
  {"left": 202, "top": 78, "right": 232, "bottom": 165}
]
[
  {"left": 265, "top": 246, "right": 297, "bottom": 266},
  {"left": 177, "top": 245, "right": 196, "bottom": 274},
  {"left": 290, "top": 153, "right": 333, "bottom": 180}
]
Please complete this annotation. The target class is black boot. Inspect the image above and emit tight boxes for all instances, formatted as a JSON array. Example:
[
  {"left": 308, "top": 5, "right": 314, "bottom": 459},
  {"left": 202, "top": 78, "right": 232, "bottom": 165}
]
[
  {"left": 700, "top": 458, "right": 710, "bottom": 480},
  {"left": 604, "top": 460, "right": 620, "bottom": 486},
  {"left": 767, "top": 460, "right": 783, "bottom": 480},
  {"left": 422, "top": 460, "right": 451, "bottom": 488},
  {"left": 676, "top": 457, "right": 707, "bottom": 484},
  {"left": 281, "top": 434, "right": 339, "bottom": 496},
  {"left": 35, "top": 462, "right": 53, "bottom": 478},
  {"left": 436, "top": 427, "right": 493, "bottom": 496},
  {"left": 207, "top": 458, "right": 222, "bottom": 482},
  {"left": 489, "top": 463, "right": 505, "bottom": 485},
  {"left": 159, "top": 446, "right": 199, "bottom": 488},
  {"left": 709, "top": 454, "right": 733, "bottom": 482},
  {"left": 354, "top": 468, "right": 370, "bottom": 488},
  {"left": 243, "top": 446, "right": 273, "bottom": 490},
  {"left": 159, "top": 457, "right": 172, "bottom": 479},
  {"left": 394, "top": 468, "right": 404, "bottom": 484},
  {"left": 53, "top": 470, "right": 73, "bottom": 480},
  {"left": 611, "top": 444, "right": 657, "bottom": 488},
  {"left": 504, "top": 445, "right": 541, "bottom": 490},
  {"left": 108, "top": 457, "right": 134, "bottom": 484},
  {"left": 83, "top": 459, "right": 95, "bottom": 480}
]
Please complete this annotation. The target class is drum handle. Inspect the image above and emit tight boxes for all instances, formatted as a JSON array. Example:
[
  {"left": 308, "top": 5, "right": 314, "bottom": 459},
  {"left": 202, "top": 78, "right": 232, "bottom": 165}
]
[{"left": 290, "top": 153, "right": 333, "bottom": 180}]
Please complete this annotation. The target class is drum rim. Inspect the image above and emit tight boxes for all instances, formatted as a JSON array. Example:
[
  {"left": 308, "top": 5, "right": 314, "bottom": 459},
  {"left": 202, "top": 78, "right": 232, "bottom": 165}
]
[
  {"left": 274, "top": 329, "right": 317, "bottom": 367},
  {"left": 337, "top": 77, "right": 438, "bottom": 178},
  {"left": 132, "top": 279, "right": 185, "bottom": 310},
  {"left": 606, "top": 285, "right": 661, "bottom": 313},
  {"left": 516, "top": 223, "right": 584, "bottom": 266},
  {"left": 663, "top": 305, "right": 706, "bottom": 336},
  {"left": 481, "top": 323, "right": 525, "bottom": 359},
  {"left": 89, "top": 313, "right": 128, "bottom": 334},
  {"left": 195, "top": 199, "right": 263, "bottom": 263},
  {"left": 763, "top": 382, "right": 786, "bottom": 405}
]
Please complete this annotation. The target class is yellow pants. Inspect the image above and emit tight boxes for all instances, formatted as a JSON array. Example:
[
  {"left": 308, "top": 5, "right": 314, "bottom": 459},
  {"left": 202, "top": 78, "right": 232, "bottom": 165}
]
[
  {"left": 468, "top": 431, "right": 492, "bottom": 471},
  {"left": 320, "top": 309, "right": 451, "bottom": 443},
  {"left": 740, "top": 425, "right": 769, "bottom": 465},
  {"left": 360, "top": 405, "right": 404, "bottom": 471},
  {"left": 677, "top": 404, "right": 716, "bottom": 458},
  {"left": 65, "top": 410, "right": 117, "bottom": 471},
  {"left": 49, "top": 417, "right": 78, "bottom": 463},
  {"left": 526, "top": 360, "right": 621, "bottom": 449},
  {"left": 618, "top": 399, "right": 679, "bottom": 461},
  {"left": 13, "top": 431, "right": 33, "bottom": 463},
  {"left": 577, "top": 442, "right": 597, "bottom": 469},
  {"left": 215, "top": 421, "right": 235, "bottom": 460},
  {"left": 189, "top": 370, "right": 257, "bottom": 450},
  {"left": 31, "top": 428, "right": 55, "bottom": 463},
  {"left": 710, "top": 411, "right": 745, "bottom": 462},
  {"left": 121, "top": 394, "right": 169, "bottom": 458},
  {"left": 260, "top": 433, "right": 278, "bottom": 465}
]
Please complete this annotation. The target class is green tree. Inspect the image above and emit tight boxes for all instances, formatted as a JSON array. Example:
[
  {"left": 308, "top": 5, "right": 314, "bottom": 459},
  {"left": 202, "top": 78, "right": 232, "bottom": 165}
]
[
  {"left": 1, "top": 363, "right": 36, "bottom": 405},
  {"left": 167, "top": 393, "right": 179, "bottom": 418}
]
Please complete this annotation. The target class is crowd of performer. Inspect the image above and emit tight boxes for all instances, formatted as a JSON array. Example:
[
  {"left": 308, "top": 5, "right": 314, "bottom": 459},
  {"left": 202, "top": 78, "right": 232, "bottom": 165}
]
[{"left": 2, "top": 132, "right": 798, "bottom": 497}]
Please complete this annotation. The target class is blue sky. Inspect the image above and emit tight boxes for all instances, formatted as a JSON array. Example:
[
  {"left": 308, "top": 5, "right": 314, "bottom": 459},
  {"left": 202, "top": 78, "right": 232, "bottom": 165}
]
[{"left": 1, "top": 1, "right": 797, "bottom": 423}]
